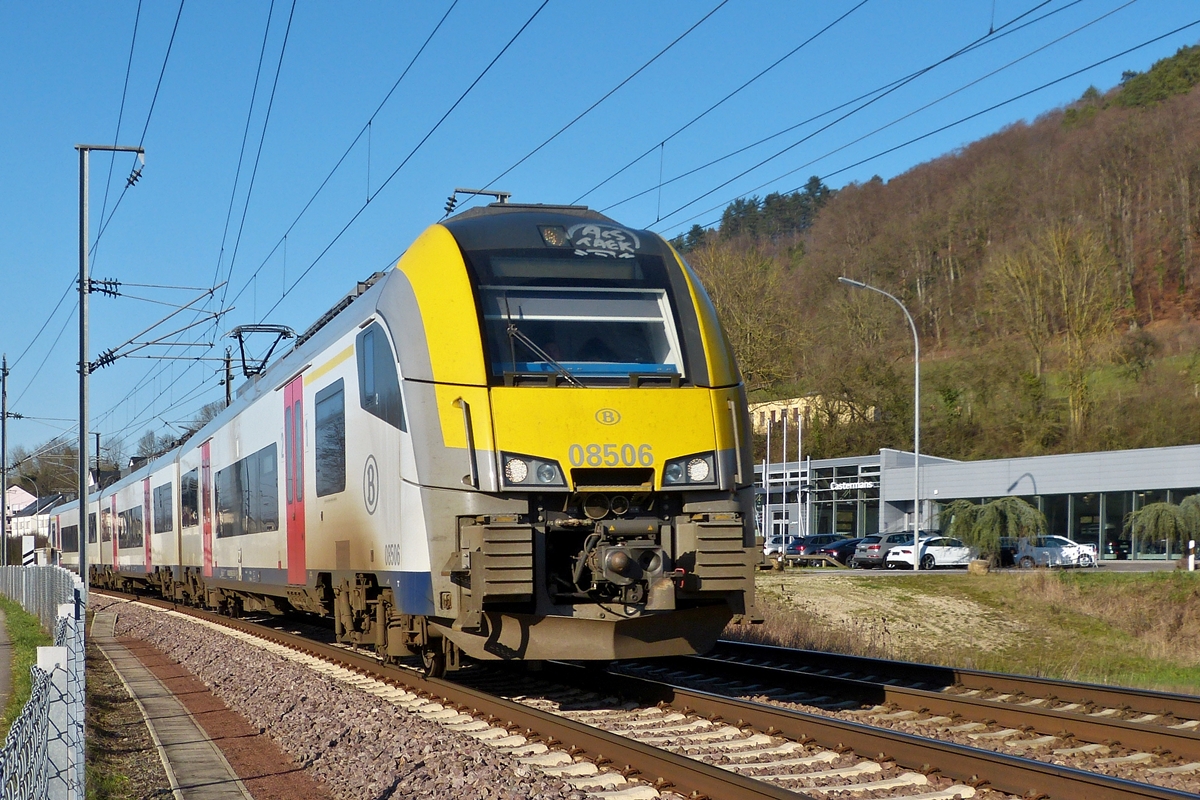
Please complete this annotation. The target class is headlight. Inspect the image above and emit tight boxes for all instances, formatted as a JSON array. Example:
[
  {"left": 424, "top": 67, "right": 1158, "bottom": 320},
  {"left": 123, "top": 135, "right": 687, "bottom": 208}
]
[
  {"left": 500, "top": 452, "right": 565, "bottom": 488},
  {"left": 662, "top": 452, "right": 717, "bottom": 487}
]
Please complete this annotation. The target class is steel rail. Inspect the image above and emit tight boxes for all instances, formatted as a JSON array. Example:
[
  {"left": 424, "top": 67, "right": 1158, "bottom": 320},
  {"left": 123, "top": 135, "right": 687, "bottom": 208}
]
[
  {"left": 101, "top": 592, "right": 1194, "bottom": 799},
  {"left": 713, "top": 639, "right": 1200, "bottom": 721},
  {"left": 662, "top": 652, "right": 1200, "bottom": 761},
  {"left": 546, "top": 662, "right": 1197, "bottom": 800},
  {"left": 95, "top": 593, "right": 800, "bottom": 800}
]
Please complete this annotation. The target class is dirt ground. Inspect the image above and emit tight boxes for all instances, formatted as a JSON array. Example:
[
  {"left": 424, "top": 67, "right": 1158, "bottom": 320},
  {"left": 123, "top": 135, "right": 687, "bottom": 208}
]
[{"left": 755, "top": 571, "right": 1029, "bottom": 658}]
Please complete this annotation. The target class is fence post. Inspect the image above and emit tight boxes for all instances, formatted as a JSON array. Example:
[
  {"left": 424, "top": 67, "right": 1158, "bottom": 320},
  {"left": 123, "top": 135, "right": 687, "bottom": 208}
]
[{"left": 37, "top": 647, "right": 69, "bottom": 800}]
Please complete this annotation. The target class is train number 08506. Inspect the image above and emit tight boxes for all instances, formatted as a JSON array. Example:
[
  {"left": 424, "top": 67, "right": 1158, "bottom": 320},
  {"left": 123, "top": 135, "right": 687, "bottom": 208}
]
[{"left": 568, "top": 443, "right": 653, "bottom": 467}]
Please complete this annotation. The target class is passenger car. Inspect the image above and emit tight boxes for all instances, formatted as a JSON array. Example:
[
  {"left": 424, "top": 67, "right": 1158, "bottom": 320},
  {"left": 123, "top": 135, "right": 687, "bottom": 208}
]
[
  {"left": 55, "top": 204, "right": 759, "bottom": 676},
  {"left": 852, "top": 532, "right": 914, "bottom": 568},
  {"left": 886, "top": 537, "right": 973, "bottom": 569},
  {"left": 815, "top": 537, "right": 862, "bottom": 566},
  {"left": 784, "top": 534, "right": 848, "bottom": 563},
  {"left": 1016, "top": 536, "right": 1098, "bottom": 568}
]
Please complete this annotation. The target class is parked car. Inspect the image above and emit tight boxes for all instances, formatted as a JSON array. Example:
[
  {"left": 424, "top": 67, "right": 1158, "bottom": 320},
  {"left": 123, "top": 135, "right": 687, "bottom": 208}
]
[
  {"left": 1016, "top": 536, "right": 1098, "bottom": 568},
  {"left": 763, "top": 533, "right": 786, "bottom": 559},
  {"left": 852, "top": 532, "right": 914, "bottom": 568},
  {"left": 815, "top": 537, "right": 863, "bottom": 566},
  {"left": 782, "top": 534, "right": 848, "bottom": 563},
  {"left": 886, "top": 536, "right": 974, "bottom": 569}
]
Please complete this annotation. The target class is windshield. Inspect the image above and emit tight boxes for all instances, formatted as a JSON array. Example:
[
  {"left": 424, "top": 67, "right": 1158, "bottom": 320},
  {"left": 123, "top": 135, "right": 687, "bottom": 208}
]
[{"left": 481, "top": 286, "right": 685, "bottom": 379}]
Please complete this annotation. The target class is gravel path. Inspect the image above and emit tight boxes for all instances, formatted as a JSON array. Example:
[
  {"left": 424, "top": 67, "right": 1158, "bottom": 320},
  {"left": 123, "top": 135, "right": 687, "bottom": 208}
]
[{"left": 97, "top": 597, "right": 588, "bottom": 800}]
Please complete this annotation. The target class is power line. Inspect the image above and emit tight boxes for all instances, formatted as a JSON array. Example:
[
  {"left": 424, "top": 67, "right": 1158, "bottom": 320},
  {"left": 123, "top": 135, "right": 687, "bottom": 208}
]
[
  {"left": 9, "top": 279, "right": 73, "bottom": 371},
  {"left": 664, "top": 15, "right": 1200, "bottom": 237},
  {"left": 599, "top": 0, "right": 1074, "bottom": 217},
  {"left": 96, "top": 0, "right": 144, "bottom": 265},
  {"left": 256, "top": 0, "right": 553, "bottom": 323},
  {"left": 472, "top": 0, "right": 731, "bottom": 202},
  {"left": 572, "top": 0, "right": 872, "bottom": 206},
  {"left": 655, "top": 0, "right": 1135, "bottom": 233},
  {"left": 211, "top": 0, "right": 278, "bottom": 296},
  {"left": 643, "top": 0, "right": 1062, "bottom": 228},
  {"left": 222, "top": 0, "right": 297, "bottom": 310},
  {"left": 103, "top": 1, "right": 463, "bottom": 453},
  {"left": 91, "top": 0, "right": 186, "bottom": 253},
  {"left": 223, "top": 0, "right": 460, "bottom": 312}
]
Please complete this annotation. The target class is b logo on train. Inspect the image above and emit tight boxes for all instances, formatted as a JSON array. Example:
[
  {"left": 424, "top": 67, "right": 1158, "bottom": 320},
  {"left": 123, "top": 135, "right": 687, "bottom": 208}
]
[{"left": 52, "top": 204, "right": 759, "bottom": 675}]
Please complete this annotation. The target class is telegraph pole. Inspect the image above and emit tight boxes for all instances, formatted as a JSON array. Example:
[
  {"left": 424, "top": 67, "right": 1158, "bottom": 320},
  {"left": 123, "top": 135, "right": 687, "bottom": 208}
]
[
  {"left": 1, "top": 354, "right": 8, "bottom": 567},
  {"left": 224, "top": 347, "right": 233, "bottom": 407},
  {"left": 77, "top": 143, "right": 144, "bottom": 598}
]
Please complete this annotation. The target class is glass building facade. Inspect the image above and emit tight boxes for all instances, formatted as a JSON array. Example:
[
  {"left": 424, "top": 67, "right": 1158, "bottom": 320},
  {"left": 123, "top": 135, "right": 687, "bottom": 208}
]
[{"left": 756, "top": 444, "right": 1200, "bottom": 560}]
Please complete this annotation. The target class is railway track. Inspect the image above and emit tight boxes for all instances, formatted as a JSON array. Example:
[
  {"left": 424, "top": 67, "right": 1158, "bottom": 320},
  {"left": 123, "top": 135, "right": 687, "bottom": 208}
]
[
  {"left": 95, "top": 591, "right": 1197, "bottom": 799},
  {"left": 610, "top": 641, "right": 1200, "bottom": 790}
]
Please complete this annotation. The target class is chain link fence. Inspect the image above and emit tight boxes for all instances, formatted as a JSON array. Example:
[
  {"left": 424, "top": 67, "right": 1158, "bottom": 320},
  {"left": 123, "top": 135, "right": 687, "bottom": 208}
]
[{"left": 0, "top": 566, "right": 85, "bottom": 800}]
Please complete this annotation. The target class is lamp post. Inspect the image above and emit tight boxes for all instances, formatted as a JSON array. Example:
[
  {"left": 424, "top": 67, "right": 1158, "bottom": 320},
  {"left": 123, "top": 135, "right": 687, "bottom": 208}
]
[
  {"left": 838, "top": 276, "right": 922, "bottom": 571},
  {"left": 76, "top": 143, "right": 144, "bottom": 599}
]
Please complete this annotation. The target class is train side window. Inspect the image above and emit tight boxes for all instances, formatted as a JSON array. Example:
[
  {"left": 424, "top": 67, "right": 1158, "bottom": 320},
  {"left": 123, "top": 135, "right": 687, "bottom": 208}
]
[
  {"left": 215, "top": 443, "right": 279, "bottom": 538},
  {"left": 88, "top": 513, "right": 97, "bottom": 543},
  {"left": 61, "top": 525, "right": 79, "bottom": 552},
  {"left": 153, "top": 484, "right": 173, "bottom": 533},
  {"left": 356, "top": 323, "right": 406, "bottom": 431},
  {"left": 181, "top": 469, "right": 199, "bottom": 527},
  {"left": 315, "top": 380, "right": 346, "bottom": 497},
  {"left": 118, "top": 506, "right": 144, "bottom": 549}
]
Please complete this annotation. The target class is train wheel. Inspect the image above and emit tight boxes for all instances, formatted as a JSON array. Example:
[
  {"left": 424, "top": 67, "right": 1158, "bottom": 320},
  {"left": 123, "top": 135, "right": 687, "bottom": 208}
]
[{"left": 421, "top": 645, "right": 446, "bottom": 679}]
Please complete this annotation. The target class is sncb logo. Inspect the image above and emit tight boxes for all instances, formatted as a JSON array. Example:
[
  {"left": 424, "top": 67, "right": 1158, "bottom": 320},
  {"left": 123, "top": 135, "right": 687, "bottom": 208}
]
[{"left": 595, "top": 408, "right": 621, "bottom": 425}]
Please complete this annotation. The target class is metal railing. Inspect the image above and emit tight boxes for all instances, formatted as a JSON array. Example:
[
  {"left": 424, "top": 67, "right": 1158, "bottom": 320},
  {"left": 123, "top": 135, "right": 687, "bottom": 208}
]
[{"left": 0, "top": 566, "right": 85, "bottom": 800}]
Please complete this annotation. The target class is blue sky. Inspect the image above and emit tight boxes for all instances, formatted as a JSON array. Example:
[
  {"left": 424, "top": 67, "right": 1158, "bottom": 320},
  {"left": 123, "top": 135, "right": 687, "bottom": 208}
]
[{"left": 2, "top": 0, "right": 1198, "bottom": 461}]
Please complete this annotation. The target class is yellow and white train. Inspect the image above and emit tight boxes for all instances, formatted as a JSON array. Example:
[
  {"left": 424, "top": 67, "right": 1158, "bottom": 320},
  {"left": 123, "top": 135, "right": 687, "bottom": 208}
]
[{"left": 50, "top": 203, "right": 758, "bottom": 674}]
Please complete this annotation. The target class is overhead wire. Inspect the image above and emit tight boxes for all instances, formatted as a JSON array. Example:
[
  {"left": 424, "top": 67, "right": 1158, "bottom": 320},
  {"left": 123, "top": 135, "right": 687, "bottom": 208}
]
[
  {"left": 255, "top": 0, "right": 553, "bottom": 323},
  {"left": 90, "top": 1, "right": 469, "bottom": 450},
  {"left": 598, "top": 0, "right": 1076, "bottom": 216},
  {"left": 220, "top": 0, "right": 297, "bottom": 308},
  {"left": 470, "top": 0, "right": 732, "bottom": 203},
  {"left": 211, "top": 0, "right": 278, "bottom": 296},
  {"left": 621, "top": 0, "right": 1064, "bottom": 225},
  {"left": 223, "top": 0, "right": 460, "bottom": 311},
  {"left": 662, "top": 14, "right": 1200, "bottom": 237},
  {"left": 571, "top": 0, "right": 872, "bottom": 205},
  {"left": 95, "top": 0, "right": 144, "bottom": 266},
  {"left": 91, "top": 0, "right": 187, "bottom": 252},
  {"left": 655, "top": 0, "right": 1136, "bottom": 232}
]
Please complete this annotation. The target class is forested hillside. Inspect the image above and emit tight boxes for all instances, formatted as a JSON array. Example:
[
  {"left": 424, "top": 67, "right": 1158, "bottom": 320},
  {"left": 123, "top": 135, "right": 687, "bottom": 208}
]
[{"left": 680, "top": 45, "right": 1200, "bottom": 462}]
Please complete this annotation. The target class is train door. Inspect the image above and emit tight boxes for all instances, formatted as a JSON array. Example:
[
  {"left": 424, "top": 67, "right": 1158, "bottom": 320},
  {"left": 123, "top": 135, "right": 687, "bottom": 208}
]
[
  {"left": 202, "top": 440, "right": 213, "bottom": 577},
  {"left": 110, "top": 496, "right": 118, "bottom": 568},
  {"left": 143, "top": 478, "right": 152, "bottom": 572},
  {"left": 284, "top": 375, "right": 306, "bottom": 584}
]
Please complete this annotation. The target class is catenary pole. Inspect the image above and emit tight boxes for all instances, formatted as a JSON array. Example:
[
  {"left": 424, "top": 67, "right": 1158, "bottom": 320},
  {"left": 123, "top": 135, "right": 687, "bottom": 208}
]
[
  {"left": 76, "top": 143, "right": 143, "bottom": 599},
  {"left": 838, "top": 277, "right": 920, "bottom": 570}
]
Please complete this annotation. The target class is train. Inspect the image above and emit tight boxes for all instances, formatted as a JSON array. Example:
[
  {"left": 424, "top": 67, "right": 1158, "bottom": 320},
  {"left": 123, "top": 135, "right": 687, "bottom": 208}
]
[{"left": 48, "top": 202, "right": 759, "bottom": 675}]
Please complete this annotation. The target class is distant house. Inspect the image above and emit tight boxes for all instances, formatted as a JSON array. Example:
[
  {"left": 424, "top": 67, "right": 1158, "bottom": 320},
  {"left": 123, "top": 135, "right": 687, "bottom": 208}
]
[
  {"left": 749, "top": 395, "right": 876, "bottom": 434},
  {"left": 3, "top": 485, "right": 36, "bottom": 527},
  {"left": 11, "top": 493, "right": 67, "bottom": 546}
]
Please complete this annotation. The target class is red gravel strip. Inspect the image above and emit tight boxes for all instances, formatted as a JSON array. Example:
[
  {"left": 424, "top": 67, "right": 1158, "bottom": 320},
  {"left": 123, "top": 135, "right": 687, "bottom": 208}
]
[{"left": 120, "top": 637, "right": 335, "bottom": 800}]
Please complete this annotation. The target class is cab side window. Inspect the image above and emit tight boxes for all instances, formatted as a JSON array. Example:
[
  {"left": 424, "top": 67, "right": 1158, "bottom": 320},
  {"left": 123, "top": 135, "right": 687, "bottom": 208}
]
[
  {"left": 315, "top": 380, "right": 346, "bottom": 497},
  {"left": 356, "top": 323, "right": 406, "bottom": 431}
]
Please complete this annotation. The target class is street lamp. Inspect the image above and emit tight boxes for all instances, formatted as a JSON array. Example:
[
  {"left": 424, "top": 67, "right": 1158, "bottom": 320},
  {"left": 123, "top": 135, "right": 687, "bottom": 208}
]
[
  {"left": 838, "top": 276, "right": 922, "bottom": 571},
  {"left": 76, "top": 143, "right": 144, "bottom": 600}
]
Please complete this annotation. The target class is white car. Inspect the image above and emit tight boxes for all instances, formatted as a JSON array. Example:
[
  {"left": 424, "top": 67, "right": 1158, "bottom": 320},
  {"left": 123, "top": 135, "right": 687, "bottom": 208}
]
[
  {"left": 1016, "top": 536, "right": 1098, "bottom": 568},
  {"left": 886, "top": 537, "right": 974, "bottom": 570}
]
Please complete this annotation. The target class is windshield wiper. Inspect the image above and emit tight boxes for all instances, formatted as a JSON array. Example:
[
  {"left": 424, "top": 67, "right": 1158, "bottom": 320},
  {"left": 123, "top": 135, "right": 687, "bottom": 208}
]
[{"left": 506, "top": 323, "right": 585, "bottom": 388}]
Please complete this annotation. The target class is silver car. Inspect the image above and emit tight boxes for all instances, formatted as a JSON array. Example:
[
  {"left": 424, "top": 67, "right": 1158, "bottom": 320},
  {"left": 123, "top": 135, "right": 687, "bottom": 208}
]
[{"left": 1016, "top": 536, "right": 1098, "bottom": 568}]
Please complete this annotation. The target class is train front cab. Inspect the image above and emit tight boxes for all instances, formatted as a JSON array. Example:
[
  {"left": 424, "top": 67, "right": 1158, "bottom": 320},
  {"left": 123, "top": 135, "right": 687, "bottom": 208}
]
[{"left": 389, "top": 206, "right": 759, "bottom": 666}]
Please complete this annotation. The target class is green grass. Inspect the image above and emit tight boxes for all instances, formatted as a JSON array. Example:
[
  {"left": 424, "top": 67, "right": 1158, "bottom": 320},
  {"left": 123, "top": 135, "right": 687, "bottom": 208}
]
[
  {"left": 0, "top": 596, "right": 54, "bottom": 737},
  {"left": 738, "top": 570, "right": 1200, "bottom": 693}
]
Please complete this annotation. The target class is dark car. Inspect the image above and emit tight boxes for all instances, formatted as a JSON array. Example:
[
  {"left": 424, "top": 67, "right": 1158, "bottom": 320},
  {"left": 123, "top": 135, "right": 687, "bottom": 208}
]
[
  {"left": 852, "top": 531, "right": 915, "bottom": 568},
  {"left": 783, "top": 534, "right": 848, "bottom": 563},
  {"left": 815, "top": 537, "right": 863, "bottom": 566}
]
